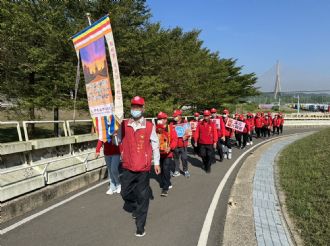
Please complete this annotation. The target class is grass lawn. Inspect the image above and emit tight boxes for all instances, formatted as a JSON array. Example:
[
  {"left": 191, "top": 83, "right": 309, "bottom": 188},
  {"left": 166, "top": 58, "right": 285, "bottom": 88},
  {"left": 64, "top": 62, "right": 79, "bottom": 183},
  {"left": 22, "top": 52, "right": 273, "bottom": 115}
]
[{"left": 278, "top": 128, "right": 330, "bottom": 246}]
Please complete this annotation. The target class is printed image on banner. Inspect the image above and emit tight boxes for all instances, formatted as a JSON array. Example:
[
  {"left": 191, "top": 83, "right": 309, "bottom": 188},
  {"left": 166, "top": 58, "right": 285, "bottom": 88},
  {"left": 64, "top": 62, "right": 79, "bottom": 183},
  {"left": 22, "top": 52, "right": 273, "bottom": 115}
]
[
  {"left": 175, "top": 123, "right": 191, "bottom": 138},
  {"left": 210, "top": 118, "right": 221, "bottom": 130},
  {"left": 225, "top": 118, "right": 246, "bottom": 132},
  {"left": 190, "top": 121, "right": 198, "bottom": 131},
  {"left": 80, "top": 38, "right": 113, "bottom": 118}
]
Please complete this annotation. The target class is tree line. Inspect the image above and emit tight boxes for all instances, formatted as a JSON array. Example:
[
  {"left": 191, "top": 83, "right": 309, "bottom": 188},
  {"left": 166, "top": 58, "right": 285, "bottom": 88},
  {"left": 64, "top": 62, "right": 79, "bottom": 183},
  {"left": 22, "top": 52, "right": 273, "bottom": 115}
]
[{"left": 0, "top": 0, "right": 259, "bottom": 123}]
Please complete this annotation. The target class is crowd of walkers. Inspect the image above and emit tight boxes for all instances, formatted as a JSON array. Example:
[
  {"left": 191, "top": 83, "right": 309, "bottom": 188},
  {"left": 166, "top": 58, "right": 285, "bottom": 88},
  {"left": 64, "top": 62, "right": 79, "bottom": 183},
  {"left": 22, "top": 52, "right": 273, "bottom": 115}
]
[{"left": 95, "top": 96, "right": 285, "bottom": 237}]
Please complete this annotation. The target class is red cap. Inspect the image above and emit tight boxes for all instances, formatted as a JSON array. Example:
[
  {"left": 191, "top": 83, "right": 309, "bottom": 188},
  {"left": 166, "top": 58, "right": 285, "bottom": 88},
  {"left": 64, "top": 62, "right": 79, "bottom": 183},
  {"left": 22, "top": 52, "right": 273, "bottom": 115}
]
[
  {"left": 194, "top": 112, "right": 200, "bottom": 117},
  {"left": 223, "top": 109, "right": 229, "bottom": 115},
  {"left": 172, "top": 109, "right": 182, "bottom": 117},
  {"left": 268, "top": 112, "right": 272, "bottom": 115},
  {"left": 210, "top": 108, "right": 217, "bottom": 113},
  {"left": 157, "top": 111, "right": 168, "bottom": 119},
  {"left": 203, "top": 110, "right": 211, "bottom": 116},
  {"left": 131, "top": 96, "right": 145, "bottom": 106}
]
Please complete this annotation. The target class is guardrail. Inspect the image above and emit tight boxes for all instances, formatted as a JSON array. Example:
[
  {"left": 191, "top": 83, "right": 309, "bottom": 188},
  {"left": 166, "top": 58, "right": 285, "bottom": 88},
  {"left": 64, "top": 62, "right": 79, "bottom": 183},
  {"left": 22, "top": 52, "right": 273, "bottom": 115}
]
[
  {"left": 22, "top": 120, "right": 68, "bottom": 141},
  {"left": 0, "top": 121, "right": 23, "bottom": 141}
]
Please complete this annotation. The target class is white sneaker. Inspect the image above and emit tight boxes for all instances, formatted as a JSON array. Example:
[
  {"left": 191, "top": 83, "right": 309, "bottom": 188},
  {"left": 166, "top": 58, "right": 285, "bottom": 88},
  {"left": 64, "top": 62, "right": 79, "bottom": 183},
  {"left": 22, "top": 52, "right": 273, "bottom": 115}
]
[
  {"left": 106, "top": 188, "right": 114, "bottom": 195},
  {"left": 116, "top": 185, "right": 121, "bottom": 194},
  {"left": 250, "top": 141, "right": 253, "bottom": 145},
  {"left": 246, "top": 142, "right": 250, "bottom": 146},
  {"left": 169, "top": 185, "right": 173, "bottom": 189},
  {"left": 224, "top": 153, "right": 228, "bottom": 159},
  {"left": 228, "top": 153, "right": 232, "bottom": 159},
  {"left": 172, "top": 171, "right": 181, "bottom": 177}
]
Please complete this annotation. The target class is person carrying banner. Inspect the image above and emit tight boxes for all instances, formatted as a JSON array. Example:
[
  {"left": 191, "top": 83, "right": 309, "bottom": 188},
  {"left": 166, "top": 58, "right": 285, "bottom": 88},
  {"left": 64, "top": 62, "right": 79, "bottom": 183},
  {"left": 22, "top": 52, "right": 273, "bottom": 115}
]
[
  {"left": 222, "top": 109, "right": 234, "bottom": 159},
  {"left": 272, "top": 114, "right": 281, "bottom": 135},
  {"left": 155, "top": 121, "right": 178, "bottom": 197},
  {"left": 190, "top": 112, "right": 200, "bottom": 155},
  {"left": 279, "top": 113, "right": 285, "bottom": 134},
  {"left": 254, "top": 112, "right": 263, "bottom": 138},
  {"left": 170, "top": 109, "right": 191, "bottom": 178},
  {"left": 235, "top": 114, "right": 250, "bottom": 149},
  {"left": 96, "top": 138, "right": 121, "bottom": 195},
  {"left": 120, "top": 96, "right": 160, "bottom": 237},
  {"left": 194, "top": 110, "right": 218, "bottom": 173},
  {"left": 262, "top": 114, "right": 272, "bottom": 137},
  {"left": 211, "top": 108, "right": 225, "bottom": 162}
]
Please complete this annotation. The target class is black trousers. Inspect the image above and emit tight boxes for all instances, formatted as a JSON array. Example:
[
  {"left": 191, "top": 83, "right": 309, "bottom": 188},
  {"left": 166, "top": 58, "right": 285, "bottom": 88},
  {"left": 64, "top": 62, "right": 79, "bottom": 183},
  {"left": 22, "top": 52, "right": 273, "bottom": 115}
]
[
  {"left": 255, "top": 127, "right": 262, "bottom": 138},
  {"left": 191, "top": 138, "right": 199, "bottom": 155},
  {"left": 280, "top": 125, "right": 283, "bottom": 134},
  {"left": 263, "top": 126, "right": 271, "bottom": 137},
  {"left": 174, "top": 147, "right": 188, "bottom": 172},
  {"left": 121, "top": 169, "right": 151, "bottom": 231},
  {"left": 199, "top": 144, "right": 214, "bottom": 172},
  {"left": 216, "top": 138, "right": 224, "bottom": 161},
  {"left": 273, "top": 126, "right": 280, "bottom": 135},
  {"left": 236, "top": 133, "right": 248, "bottom": 148},
  {"left": 160, "top": 157, "right": 172, "bottom": 191}
]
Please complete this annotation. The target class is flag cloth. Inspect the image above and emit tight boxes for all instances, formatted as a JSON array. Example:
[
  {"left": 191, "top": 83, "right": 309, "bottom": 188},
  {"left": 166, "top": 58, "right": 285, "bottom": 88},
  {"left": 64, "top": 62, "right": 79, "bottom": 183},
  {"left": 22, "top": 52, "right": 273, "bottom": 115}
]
[{"left": 72, "top": 15, "right": 123, "bottom": 142}]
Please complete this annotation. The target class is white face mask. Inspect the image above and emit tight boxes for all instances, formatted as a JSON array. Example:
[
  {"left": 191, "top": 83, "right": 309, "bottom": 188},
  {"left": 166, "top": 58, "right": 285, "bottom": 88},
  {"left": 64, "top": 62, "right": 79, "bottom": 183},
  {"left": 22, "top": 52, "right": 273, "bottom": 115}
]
[
  {"left": 174, "top": 117, "right": 179, "bottom": 122},
  {"left": 131, "top": 109, "right": 142, "bottom": 118},
  {"left": 223, "top": 114, "right": 227, "bottom": 118},
  {"left": 195, "top": 117, "right": 199, "bottom": 121},
  {"left": 212, "top": 113, "right": 216, "bottom": 118}
]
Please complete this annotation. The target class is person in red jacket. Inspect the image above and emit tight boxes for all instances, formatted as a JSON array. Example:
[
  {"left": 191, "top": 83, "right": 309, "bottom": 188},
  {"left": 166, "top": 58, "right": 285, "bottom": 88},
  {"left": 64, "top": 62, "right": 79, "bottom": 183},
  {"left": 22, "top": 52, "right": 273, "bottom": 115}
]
[
  {"left": 254, "top": 112, "right": 264, "bottom": 138},
  {"left": 96, "top": 138, "right": 121, "bottom": 195},
  {"left": 170, "top": 109, "right": 191, "bottom": 178},
  {"left": 156, "top": 121, "right": 178, "bottom": 197},
  {"left": 190, "top": 112, "right": 200, "bottom": 154},
  {"left": 222, "top": 109, "right": 234, "bottom": 159},
  {"left": 279, "top": 113, "right": 285, "bottom": 134},
  {"left": 245, "top": 112, "right": 254, "bottom": 145},
  {"left": 120, "top": 96, "right": 160, "bottom": 237},
  {"left": 262, "top": 114, "right": 272, "bottom": 137},
  {"left": 210, "top": 108, "right": 226, "bottom": 161},
  {"left": 194, "top": 110, "right": 218, "bottom": 173},
  {"left": 236, "top": 114, "right": 250, "bottom": 149},
  {"left": 272, "top": 114, "right": 281, "bottom": 135}
]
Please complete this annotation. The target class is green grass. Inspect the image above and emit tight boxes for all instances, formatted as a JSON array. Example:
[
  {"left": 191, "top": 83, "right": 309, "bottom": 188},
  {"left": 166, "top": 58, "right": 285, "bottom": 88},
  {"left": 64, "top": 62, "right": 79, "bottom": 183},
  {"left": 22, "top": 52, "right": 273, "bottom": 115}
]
[{"left": 278, "top": 128, "right": 330, "bottom": 246}]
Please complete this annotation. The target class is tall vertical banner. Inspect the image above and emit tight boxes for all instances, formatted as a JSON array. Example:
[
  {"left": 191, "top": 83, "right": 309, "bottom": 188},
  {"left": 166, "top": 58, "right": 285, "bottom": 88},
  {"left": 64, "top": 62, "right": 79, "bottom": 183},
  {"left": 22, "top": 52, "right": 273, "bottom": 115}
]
[{"left": 72, "top": 15, "right": 123, "bottom": 142}]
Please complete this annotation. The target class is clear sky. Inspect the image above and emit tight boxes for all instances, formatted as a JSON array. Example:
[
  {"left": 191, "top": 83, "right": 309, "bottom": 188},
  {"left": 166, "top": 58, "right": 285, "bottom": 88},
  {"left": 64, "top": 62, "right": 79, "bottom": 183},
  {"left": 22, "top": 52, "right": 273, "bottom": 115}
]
[{"left": 146, "top": 0, "right": 330, "bottom": 92}]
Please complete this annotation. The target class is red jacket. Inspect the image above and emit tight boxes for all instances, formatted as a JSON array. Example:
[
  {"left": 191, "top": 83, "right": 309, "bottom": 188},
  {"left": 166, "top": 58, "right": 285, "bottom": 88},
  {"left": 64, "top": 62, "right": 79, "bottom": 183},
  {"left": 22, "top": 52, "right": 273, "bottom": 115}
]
[
  {"left": 210, "top": 116, "right": 226, "bottom": 138},
  {"left": 245, "top": 118, "right": 254, "bottom": 130},
  {"left": 255, "top": 117, "right": 264, "bottom": 128},
  {"left": 96, "top": 140, "right": 120, "bottom": 156},
  {"left": 273, "top": 118, "right": 281, "bottom": 127},
  {"left": 280, "top": 117, "right": 284, "bottom": 125},
  {"left": 194, "top": 120, "right": 218, "bottom": 145},
  {"left": 263, "top": 118, "right": 273, "bottom": 127},
  {"left": 223, "top": 117, "right": 234, "bottom": 137},
  {"left": 120, "top": 120, "right": 153, "bottom": 172},
  {"left": 157, "top": 125, "right": 178, "bottom": 158},
  {"left": 170, "top": 119, "right": 189, "bottom": 148}
]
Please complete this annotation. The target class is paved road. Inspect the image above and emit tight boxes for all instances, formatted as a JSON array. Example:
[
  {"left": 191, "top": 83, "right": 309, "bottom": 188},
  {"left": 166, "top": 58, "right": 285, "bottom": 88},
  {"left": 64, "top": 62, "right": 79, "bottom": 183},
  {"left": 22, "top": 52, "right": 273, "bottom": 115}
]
[{"left": 0, "top": 128, "right": 316, "bottom": 246}]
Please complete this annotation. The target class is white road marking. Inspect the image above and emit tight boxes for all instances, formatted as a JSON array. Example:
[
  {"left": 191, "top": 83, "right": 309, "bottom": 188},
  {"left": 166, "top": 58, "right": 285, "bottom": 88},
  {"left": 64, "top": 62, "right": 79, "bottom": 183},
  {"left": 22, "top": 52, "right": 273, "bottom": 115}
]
[
  {"left": 0, "top": 180, "right": 108, "bottom": 235},
  {"left": 197, "top": 134, "right": 297, "bottom": 246}
]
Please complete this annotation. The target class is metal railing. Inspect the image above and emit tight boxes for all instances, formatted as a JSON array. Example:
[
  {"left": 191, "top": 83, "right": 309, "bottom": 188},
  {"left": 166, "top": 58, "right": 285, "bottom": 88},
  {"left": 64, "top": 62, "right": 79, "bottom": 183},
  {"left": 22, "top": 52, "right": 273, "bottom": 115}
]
[
  {"left": 0, "top": 121, "right": 23, "bottom": 141},
  {"left": 22, "top": 120, "right": 68, "bottom": 141},
  {"left": 66, "top": 119, "right": 94, "bottom": 136}
]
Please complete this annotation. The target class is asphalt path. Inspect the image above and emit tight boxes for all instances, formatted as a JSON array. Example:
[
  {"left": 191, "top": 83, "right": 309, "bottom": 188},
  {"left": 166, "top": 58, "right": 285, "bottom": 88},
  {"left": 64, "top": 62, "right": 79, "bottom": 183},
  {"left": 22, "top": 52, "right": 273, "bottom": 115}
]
[{"left": 0, "top": 128, "right": 316, "bottom": 246}]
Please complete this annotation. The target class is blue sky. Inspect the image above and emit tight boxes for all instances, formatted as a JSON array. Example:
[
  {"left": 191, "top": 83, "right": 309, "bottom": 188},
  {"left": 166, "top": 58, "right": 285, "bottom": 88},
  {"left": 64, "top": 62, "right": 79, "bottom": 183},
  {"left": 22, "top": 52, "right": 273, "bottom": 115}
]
[{"left": 147, "top": 0, "right": 330, "bottom": 91}]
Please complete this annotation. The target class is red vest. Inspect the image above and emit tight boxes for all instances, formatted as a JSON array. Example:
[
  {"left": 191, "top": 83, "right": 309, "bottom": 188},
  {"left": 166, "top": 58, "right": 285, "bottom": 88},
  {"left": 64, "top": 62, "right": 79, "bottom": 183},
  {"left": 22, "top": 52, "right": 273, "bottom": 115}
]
[{"left": 121, "top": 120, "right": 153, "bottom": 172}]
